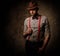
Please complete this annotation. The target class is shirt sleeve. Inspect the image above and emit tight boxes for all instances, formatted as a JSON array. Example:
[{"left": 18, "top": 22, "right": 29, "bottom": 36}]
[
  {"left": 23, "top": 19, "right": 27, "bottom": 33},
  {"left": 44, "top": 17, "right": 51, "bottom": 38}
]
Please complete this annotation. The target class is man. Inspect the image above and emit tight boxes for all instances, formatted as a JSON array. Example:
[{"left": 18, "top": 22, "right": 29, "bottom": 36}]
[{"left": 23, "top": 1, "right": 50, "bottom": 56}]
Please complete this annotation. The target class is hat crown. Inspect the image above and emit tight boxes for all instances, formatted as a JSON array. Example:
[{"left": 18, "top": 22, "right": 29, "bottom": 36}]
[
  {"left": 28, "top": 1, "right": 38, "bottom": 8},
  {"left": 27, "top": 1, "right": 38, "bottom": 10}
]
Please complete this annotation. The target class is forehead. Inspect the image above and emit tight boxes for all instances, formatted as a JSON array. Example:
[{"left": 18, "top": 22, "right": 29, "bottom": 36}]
[{"left": 29, "top": 9, "right": 36, "bottom": 11}]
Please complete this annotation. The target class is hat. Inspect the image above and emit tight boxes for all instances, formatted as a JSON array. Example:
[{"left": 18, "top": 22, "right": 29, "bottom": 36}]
[{"left": 27, "top": 1, "right": 39, "bottom": 10}]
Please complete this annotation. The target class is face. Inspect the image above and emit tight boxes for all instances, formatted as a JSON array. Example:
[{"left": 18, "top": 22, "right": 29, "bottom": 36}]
[{"left": 29, "top": 9, "right": 37, "bottom": 16}]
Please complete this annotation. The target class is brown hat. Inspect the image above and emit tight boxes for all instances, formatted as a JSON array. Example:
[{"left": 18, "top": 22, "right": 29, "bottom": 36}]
[{"left": 27, "top": 1, "right": 39, "bottom": 10}]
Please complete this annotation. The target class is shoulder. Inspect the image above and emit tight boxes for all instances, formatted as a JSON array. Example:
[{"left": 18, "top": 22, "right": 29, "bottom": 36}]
[
  {"left": 41, "top": 15, "right": 48, "bottom": 21},
  {"left": 24, "top": 16, "right": 31, "bottom": 23},
  {"left": 41, "top": 15, "right": 47, "bottom": 19}
]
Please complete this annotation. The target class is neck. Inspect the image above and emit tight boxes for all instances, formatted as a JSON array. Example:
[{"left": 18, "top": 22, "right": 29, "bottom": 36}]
[{"left": 32, "top": 13, "right": 40, "bottom": 19}]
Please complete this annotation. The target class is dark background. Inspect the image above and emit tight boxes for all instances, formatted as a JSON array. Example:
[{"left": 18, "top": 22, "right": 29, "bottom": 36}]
[{"left": 1, "top": 0, "right": 60, "bottom": 56}]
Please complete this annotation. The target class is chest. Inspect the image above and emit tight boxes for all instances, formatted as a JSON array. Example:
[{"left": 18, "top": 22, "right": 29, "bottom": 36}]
[{"left": 27, "top": 18, "right": 46, "bottom": 29}]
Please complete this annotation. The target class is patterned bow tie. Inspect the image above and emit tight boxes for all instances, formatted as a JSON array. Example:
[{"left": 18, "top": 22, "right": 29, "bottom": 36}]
[
  {"left": 32, "top": 14, "right": 41, "bottom": 19},
  {"left": 32, "top": 16, "right": 38, "bottom": 19}
]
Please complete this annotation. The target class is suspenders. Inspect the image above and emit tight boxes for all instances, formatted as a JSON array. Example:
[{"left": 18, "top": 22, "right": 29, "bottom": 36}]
[
  {"left": 28, "top": 17, "right": 31, "bottom": 40},
  {"left": 37, "top": 16, "right": 41, "bottom": 41},
  {"left": 28, "top": 16, "right": 41, "bottom": 41}
]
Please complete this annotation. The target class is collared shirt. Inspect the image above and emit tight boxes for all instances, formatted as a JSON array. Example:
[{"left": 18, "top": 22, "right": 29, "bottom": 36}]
[{"left": 23, "top": 15, "right": 50, "bottom": 42}]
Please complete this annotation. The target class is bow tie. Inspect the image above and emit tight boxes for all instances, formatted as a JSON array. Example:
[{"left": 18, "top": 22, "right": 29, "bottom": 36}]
[{"left": 32, "top": 16, "right": 38, "bottom": 19}]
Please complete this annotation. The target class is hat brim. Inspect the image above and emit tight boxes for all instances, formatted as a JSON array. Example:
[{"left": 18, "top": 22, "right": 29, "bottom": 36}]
[{"left": 27, "top": 7, "right": 39, "bottom": 10}]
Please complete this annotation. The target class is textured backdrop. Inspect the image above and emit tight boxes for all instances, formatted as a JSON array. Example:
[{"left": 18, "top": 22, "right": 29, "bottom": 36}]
[{"left": 1, "top": 0, "right": 60, "bottom": 56}]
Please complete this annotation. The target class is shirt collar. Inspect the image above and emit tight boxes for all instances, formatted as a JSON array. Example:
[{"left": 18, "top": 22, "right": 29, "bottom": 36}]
[{"left": 32, "top": 15, "right": 40, "bottom": 20}]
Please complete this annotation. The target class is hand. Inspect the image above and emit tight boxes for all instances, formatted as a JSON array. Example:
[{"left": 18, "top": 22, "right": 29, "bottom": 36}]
[
  {"left": 38, "top": 47, "right": 44, "bottom": 54},
  {"left": 26, "top": 28, "right": 33, "bottom": 35}
]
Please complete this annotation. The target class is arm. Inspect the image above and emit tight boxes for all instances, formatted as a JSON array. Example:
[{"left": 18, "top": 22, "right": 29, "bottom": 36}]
[
  {"left": 42, "top": 18, "right": 51, "bottom": 49},
  {"left": 23, "top": 19, "right": 33, "bottom": 38},
  {"left": 39, "top": 18, "right": 51, "bottom": 51},
  {"left": 23, "top": 28, "right": 33, "bottom": 38},
  {"left": 23, "top": 19, "right": 28, "bottom": 38}
]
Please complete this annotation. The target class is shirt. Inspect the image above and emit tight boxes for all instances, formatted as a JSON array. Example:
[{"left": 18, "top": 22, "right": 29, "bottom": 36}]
[{"left": 23, "top": 15, "right": 50, "bottom": 42}]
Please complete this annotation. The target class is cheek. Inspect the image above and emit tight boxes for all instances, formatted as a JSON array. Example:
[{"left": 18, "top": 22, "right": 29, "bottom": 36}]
[
  {"left": 29, "top": 11, "right": 32, "bottom": 14},
  {"left": 33, "top": 11, "right": 36, "bottom": 14}
]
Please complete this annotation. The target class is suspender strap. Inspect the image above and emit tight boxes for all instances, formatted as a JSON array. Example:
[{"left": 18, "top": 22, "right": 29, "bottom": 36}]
[
  {"left": 28, "top": 18, "right": 31, "bottom": 40},
  {"left": 37, "top": 16, "right": 41, "bottom": 41},
  {"left": 28, "top": 18, "right": 31, "bottom": 28}
]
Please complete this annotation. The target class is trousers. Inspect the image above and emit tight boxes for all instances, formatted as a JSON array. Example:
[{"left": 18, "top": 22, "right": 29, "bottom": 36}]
[{"left": 25, "top": 40, "right": 46, "bottom": 56}]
